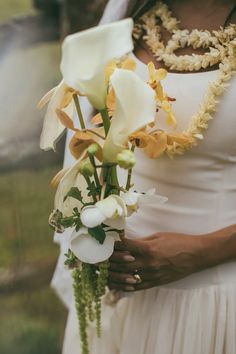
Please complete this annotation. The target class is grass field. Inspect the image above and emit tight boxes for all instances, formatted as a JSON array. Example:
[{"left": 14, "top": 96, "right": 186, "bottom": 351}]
[
  {"left": 0, "top": 167, "right": 60, "bottom": 268},
  {"left": 0, "top": 166, "right": 67, "bottom": 354}
]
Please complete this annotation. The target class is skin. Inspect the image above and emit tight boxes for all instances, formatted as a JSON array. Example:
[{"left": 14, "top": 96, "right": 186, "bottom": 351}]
[{"left": 108, "top": 0, "right": 236, "bottom": 292}]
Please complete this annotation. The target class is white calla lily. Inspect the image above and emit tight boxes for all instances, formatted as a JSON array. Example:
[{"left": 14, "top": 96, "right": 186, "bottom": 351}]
[
  {"left": 61, "top": 19, "right": 134, "bottom": 110},
  {"left": 54, "top": 158, "right": 89, "bottom": 217},
  {"left": 80, "top": 195, "right": 127, "bottom": 230},
  {"left": 39, "top": 80, "right": 73, "bottom": 151},
  {"left": 70, "top": 227, "right": 120, "bottom": 264},
  {"left": 121, "top": 188, "right": 168, "bottom": 216},
  {"left": 103, "top": 69, "right": 156, "bottom": 162}
]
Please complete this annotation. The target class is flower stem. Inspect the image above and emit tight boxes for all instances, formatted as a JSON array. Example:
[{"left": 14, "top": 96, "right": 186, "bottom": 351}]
[
  {"left": 100, "top": 108, "right": 110, "bottom": 136},
  {"left": 73, "top": 93, "right": 86, "bottom": 129},
  {"left": 110, "top": 165, "right": 119, "bottom": 195},
  {"left": 125, "top": 145, "right": 135, "bottom": 191},
  {"left": 88, "top": 152, "right": 101, "bottom": 188},
  {"left": 85, "top": 129, "right": 105, "bottom": 140}
]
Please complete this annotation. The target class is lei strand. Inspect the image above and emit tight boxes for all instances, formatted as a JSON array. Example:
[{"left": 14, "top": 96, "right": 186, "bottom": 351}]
[{"left": 133, "top": 1, "right": 236, "bottom": 157}]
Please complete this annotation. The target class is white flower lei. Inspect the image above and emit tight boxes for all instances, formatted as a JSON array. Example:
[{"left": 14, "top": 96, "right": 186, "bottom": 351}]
[{"left": 133, "top": 1, "right": 236, "bottom": 157}]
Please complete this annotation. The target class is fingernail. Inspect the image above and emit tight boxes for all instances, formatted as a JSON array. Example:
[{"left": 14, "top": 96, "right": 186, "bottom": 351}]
[
  {"left": 125, "top": 286, "right": 135, "bottom": 291},
  {"left": 126, "top": 277, "right": 137, "bottom": 284},
  {"left": 123, "top": 255, "right": 135, "bottom": 262}
]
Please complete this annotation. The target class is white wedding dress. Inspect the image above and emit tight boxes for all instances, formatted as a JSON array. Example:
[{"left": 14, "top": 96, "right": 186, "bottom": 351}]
[{"left": 51, "top": 1, "right": 236, "bottom": 353}]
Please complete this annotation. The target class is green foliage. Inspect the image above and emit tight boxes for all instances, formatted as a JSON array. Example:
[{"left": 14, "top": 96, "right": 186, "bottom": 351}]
[
  {"left": 63, "top": 187, "right": 84, "bottom": 204},
  {"left": 87, "top": 181, "right": 101, "bottom": 198},
  {"left": 60, "top": 216, "right": 75, "bottom": 228},
  {"left": 88, "top": 226, "right": 106, "bottom": 244},
  {"left": 64, "top": 249, "right": 78, "bottom": 268}
]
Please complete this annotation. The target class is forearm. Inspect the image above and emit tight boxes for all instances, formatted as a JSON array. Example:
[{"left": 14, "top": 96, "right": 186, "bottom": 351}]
[{"left": 202, "top": 224, "right": 236, "bottom": 267}]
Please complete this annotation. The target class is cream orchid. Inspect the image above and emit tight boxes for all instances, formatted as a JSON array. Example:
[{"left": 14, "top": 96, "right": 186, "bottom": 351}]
[
  {"left": 60, "top": 19, "right": 134, "bottom": 110},
  {"left": 70, "top": 227, "right": 120, "bottom": 264},
  {"left": 121, "top": 188, "right": 167, "bottom": 216},
  {"left": 80, "top": 195, "right": 127, "bottom": 230},
  {"left": 38, "top": 80, "right": 75, "bottom": 151},
  {"left": 103, "top": 69, "right": 156, "bottom": 162}
]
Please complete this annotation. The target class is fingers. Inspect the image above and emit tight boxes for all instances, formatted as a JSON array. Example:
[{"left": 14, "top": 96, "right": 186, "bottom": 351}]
[
  {"left": 109, "top": 260, "right": 143, "bottom": 273},
  {"left": 108, "top": 271, "right": 137, "bottom": 285},
  {"left": 109, "top": 251, "right": 135, "bottom": 263},
  {"left": 114, "top": 238, "right": 149, "bottom": 255},
  {"left": 108, "top": 282, "right": 136, "bottom": 292}
]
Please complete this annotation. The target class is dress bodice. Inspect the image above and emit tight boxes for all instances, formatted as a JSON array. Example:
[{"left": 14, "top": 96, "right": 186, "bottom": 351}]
[{"left": 125, "top": 54, "right": 236, "bottom": 238}]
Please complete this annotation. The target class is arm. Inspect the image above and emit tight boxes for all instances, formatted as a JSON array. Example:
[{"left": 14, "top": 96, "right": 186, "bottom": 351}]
[{"left": 108, "top": 224, "right": 236, "bottom": 291}]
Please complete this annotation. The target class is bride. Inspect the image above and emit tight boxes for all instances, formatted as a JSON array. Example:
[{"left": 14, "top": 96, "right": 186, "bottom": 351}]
[{"left": 52, "top": 0, "right": 236, "bottom": 353}]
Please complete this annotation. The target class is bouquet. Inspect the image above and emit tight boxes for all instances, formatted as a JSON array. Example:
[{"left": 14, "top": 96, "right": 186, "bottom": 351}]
[{"left": 38, "top": 18, "right": 176, "bottom": 354}]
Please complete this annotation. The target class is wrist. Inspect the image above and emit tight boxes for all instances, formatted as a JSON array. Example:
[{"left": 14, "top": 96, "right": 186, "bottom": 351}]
[{"left": 200, "top": 225, "right": 236, "bottom": 267}]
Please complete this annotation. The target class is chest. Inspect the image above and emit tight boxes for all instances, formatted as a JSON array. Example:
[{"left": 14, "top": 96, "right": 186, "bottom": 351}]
[{"left": 134, "top": 55, "right": 236, "bottom": 158}]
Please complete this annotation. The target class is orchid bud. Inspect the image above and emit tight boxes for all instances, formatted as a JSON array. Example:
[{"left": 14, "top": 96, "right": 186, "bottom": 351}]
[
  {"left": 117, "top": 149, "right": 136, "bottom": 169},
  {"left": 87, "top": 143, "right": 99, "bottom": 155},
  {"left": 78, "top": 158, "right": 95, "bottom": 177}
]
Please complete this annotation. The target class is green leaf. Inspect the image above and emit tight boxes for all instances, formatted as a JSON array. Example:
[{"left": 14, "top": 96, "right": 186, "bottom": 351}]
[
  {"left": 87, "top": 181, "right": 101, "bottom": 197},
  {"left": 73, "top": 207, "right": 79, "bottom": 215},
  {"left": 88, "top": 226, "right": 106, "bottom": 244},
  {"left": 75, "top": 221, "right": 82, "bottom": 232},
  {"left": 60, "top": 217, "right": 75, "bottom": 228},
  {"left": 63, "top": 187, "right": 84, "bottom": 203},
  {"left": 64, "top": 249, "right": 78, "bottom": 268}
]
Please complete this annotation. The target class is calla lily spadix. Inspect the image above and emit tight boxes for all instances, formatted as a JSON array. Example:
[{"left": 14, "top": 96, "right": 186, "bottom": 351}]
[
  {"left": 60, "top": 18, "right": 134, "bottom": 110},
  {"left": 39, "top": 80, "right": 74, "bottom": 151},
  {"left": 103, "top": 69, "right": 156, "bottom": 162},
  {"left": 70, "top": 228, "right": 120, "bottom": 264}
]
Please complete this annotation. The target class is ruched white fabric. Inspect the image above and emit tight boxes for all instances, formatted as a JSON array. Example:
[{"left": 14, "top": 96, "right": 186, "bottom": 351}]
[{"left": 59, "top": 54, "right": 236, "bottom": 354}]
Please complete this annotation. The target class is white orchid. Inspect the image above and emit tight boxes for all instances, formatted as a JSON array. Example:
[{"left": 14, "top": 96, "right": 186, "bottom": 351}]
[
  {"left": 103, "top": 69, "right": 156, "bottom": 162},
  {"left": 38, "top": 80, "right": 74, "bottom": 151},
  {"left": 80, "top": 195, "right": 127, "bottom": 230},
  {"left": 121, "top": 188, "right": 168, "bottom": 216},
  {"left": 70, "top": 227, "right": 120, "bottom": 264},
  {"left": 61, "top": 19, "right": 134, "bottom": 110}
]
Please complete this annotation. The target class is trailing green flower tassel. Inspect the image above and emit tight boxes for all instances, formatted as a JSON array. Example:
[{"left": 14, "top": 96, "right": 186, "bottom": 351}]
[{"left": 72, "top": 260, "right": 109, "bottom": 354}]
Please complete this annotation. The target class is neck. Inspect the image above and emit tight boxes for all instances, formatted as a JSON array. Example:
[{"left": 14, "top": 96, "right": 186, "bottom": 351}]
[{"left": 164, "top": 0, "right": 235, "bottom": 30}]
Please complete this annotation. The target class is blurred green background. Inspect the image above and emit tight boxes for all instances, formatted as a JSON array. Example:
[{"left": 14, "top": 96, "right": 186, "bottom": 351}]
[
  {"left": 0, "top": 1, "right": 107, "bottom": 353},
  {"left": 0, "top": 1, "right": 66, "bottom": 354}
]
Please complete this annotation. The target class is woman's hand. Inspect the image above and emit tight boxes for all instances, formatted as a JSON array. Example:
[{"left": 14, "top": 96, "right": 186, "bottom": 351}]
[{"left": 108, "top": 232, "right": 211, "bottom": 292}]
